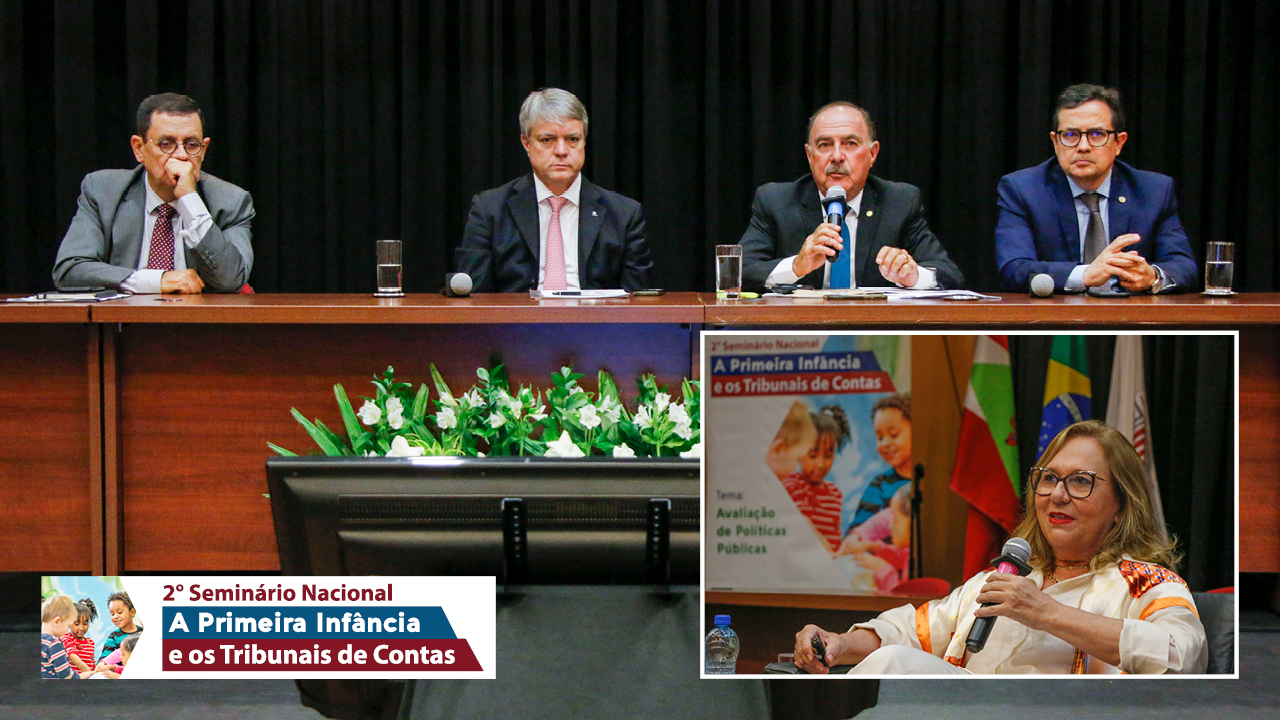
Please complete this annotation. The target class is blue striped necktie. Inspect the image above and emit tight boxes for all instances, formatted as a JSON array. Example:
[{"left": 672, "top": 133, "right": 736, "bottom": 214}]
[{"left": 830, "top": 217, "right": 853, "bottom": 288}]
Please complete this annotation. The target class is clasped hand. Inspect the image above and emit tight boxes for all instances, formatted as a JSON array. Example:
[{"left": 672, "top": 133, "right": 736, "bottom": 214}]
[
  {"left": 1083, "top": 234, "right": 1156, "bottom": 291},
  {"left": 972, "top": 572, "right": 1054, "bottom": 629},
  {"left": 162, "top": 268, "right": 204, "bottom": 294},
  {"left": 793, "top": 222, "right": 919, "bottom": 286},
  {"left": 162, "top": 156, "right": 200, "bottom": 199}
]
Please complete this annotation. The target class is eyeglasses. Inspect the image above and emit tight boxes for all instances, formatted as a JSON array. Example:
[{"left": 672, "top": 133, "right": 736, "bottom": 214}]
[
  {"left": 1055, "top": 129, "right": 1119, "bottom": 148},
  {"left": 1029, "top": 467, "right": 1107, "bottom": 499},
  {"left": 146, "top": 138, "right": 207, "bottom": 156}
]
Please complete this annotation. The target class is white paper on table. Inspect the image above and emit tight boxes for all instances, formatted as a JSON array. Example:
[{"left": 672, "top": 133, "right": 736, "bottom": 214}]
[{"left": 529, "top": 289, "right": 630, "bottom": 299}]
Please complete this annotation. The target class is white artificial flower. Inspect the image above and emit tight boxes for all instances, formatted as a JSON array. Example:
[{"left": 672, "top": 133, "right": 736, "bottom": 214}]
[
  {"left": 436, "top": 406, "right": 457, "bottom": 430},
  {"left": 506, "top": 396, "right": 523, "bottom": 417},
  {"left": 571, "top": 386, "right": 585, "bottom": 395},
  {"left": 667, "top": 402, "right": 689, "bottom": 425},
  {"left": 611, "top": 444, "right": 637, "bottom": 458},
  {"left": 488, "top": 412, "right": 505, "bottom": 428},
  {"left": 386, "top": 435, "right": 425, "bottom": 457},
  {"left": 669, "top": 402, "right": 693, "bottom": 439},
  {"left": 545, "top": 430, "right": 586, "bottom": 458},
  {"left": 673, "top": 419, "right": 694, "bottom": 440},
  {"left": 578, "top": 404, "right": 601, "bottom": 429},
  {"left": 679, "top": 441, "right": 702, "bottom": 459},
  {"left": 529, "top": 405, "right": 548, "bottom": 422},
  {"left": 357, "top": 400, "right": 382, "bottom": 426},
  {"left": 438, "top": 391, "right": 457, "bottom": 408},
  {"left": 386, "top": 397, "right": 405, "bottom": 430},
  {"left": 654, "top": 392, "right": 671, "bottom": 413},
  {"left": 634, "top": 405, "right": 653, "bottom": 429},
  {"left": 597, "top": 396, "right": 621, "bottom": 425}
]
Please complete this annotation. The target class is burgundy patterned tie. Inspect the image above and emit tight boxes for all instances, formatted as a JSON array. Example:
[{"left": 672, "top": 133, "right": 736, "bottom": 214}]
[
  {"left": 146, "top": 204, "right": 178, "bottom": 270},
  {"left": 543, "top": 196, "right": 569, "bottom": 291}
]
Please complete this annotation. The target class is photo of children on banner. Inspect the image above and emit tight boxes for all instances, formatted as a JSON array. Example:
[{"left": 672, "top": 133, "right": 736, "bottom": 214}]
[
  {"left": 766, "top": 401, "right": 819, "bottom": 483},
  {"left": 41, "top": 595, "right": 96, "bottom": 679},
  {"left": 41, "top": 579, "right": 143, "bottom": 680},
  {"left": 779, "top": 405, "right": 852, "bottom": 552},
  {"left": 768, "top": 393, "right": 916, "bottom": 591},
  {"left": 98, "top": 591, "right": 144, "bottom": 665},
  {"left": 61, "top": 598, "right": 99, "bottom": 675}
]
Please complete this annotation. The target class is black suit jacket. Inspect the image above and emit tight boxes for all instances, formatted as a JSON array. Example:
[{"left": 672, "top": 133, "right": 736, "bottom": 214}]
[
  {"left": 739, "top": 174, "right": 963, "bottom": 293},
  {"left": 455, "top": 174, "right": 653, "bottom": 292}
]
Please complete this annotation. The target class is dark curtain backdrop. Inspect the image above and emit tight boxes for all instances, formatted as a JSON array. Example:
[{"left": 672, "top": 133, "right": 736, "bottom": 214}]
[
  {"left": 1, "top": 0, "right": 1277, "bottom": 294},
  {"left": 1008, "top": 334, "right": 1235, "bottom": 591}
]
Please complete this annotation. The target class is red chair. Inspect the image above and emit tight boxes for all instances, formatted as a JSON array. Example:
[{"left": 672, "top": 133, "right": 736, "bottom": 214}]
[
  {"left": 889, "top": 577, "right": 952, "bottom": 596},
  {"left": 1208, "top": 586, "right": 1235, "bottom": 594}
]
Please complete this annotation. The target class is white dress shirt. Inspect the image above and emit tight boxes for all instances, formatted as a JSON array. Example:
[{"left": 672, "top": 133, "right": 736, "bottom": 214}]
[
  {"left": 533, "top": 173, "right": 583, "bottom": 291},
  {"left": 1064, "top": 171, "right": 1171, "bottom": 292},
  {"left": 121, "top": 179, "right": 215, "bottom": 294},
  {"left": 765, "top": 189, "right": 937, "bottom": 289}
]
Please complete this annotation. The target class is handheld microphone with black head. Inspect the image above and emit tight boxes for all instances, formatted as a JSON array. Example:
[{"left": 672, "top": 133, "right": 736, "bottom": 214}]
[
  {"left": 965, "top": 537, "right": 1033, "bottom": 654},
  {"left": 822, "top": 186, "right": 847, "bottom": 262}
]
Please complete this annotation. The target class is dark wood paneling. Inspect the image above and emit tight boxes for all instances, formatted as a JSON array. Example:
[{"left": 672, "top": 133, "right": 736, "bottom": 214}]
[
  {"left": 705, "top": 293, "right": 1280, "bottom": 326},
  {"left": 91, "top": 292, "right": 707, "bottom": 325},
  {"left": 0, "top": 323, "right": 94, "bottom": 571},
  {"left": 1240, "top": 328, "right": 1280, "bottom": 572},
  {"left": 113, "top": 322, "right": 695, "bottom": 571}
]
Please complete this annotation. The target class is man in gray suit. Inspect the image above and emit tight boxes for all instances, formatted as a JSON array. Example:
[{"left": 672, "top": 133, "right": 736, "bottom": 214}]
[
  {"left": 740, "top": 102, "right": 962, "bottom": 293},
  {"left": 53, "top": 93, "right": 253, "bottom": 293}
]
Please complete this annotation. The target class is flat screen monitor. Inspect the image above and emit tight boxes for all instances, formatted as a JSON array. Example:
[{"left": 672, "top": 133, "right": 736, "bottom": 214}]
[{"left": 266, "top": 456, "right": 700, "bottom": 585}]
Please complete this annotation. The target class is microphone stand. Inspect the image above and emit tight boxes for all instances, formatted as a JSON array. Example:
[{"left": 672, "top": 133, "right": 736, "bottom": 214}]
[{"left": 911, "top": 463, "right": 924, "bottom": 578}]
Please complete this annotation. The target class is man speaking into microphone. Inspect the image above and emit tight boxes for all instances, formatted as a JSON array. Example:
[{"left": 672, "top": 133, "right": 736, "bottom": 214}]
[
  {"left": 792, "top": 420, "right": 1206, "bottom": 675},
  {"left": 738, "top": 102, "right": 963, "bottom": 294}
]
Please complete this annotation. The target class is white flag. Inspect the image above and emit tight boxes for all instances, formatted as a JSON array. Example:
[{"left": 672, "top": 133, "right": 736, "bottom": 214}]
[{"left": 1106, "top": 336, "right": 1167, "bottom": 540}]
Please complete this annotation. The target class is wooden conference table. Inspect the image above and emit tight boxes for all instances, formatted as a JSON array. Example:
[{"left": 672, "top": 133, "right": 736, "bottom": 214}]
[{"left": 2, "top": 291, "right": 1275, "bottom": 575}]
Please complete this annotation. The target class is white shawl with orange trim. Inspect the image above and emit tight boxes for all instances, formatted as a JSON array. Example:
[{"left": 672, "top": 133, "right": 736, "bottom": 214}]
[{"left": 852, "top": 556, "right": 1207, "bottom": 674}]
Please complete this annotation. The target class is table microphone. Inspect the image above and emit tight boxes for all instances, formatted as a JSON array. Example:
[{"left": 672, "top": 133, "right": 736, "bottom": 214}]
[
  {"left": 1030, "top": 273, "right": 1054, "bottom": 298},
  {"left": 965, "top": 537, "right": 1033, "bottom": 653},
  {"left": 823, "top": 186, "right": 847, "bottom": 262},
  {"left": 443, "top": 272, "right": 472, "bottom": 297}
]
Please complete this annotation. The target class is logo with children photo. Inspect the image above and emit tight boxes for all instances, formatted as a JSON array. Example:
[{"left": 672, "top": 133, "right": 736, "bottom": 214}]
[
  {"left": 41, "top": 575, "right": 495, "bottom": 680},
  {"left": 705, "top": 334, "right": 915, "bottom": 593}
]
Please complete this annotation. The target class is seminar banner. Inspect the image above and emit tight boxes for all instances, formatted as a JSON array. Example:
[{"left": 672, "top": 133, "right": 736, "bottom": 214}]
[
  {"left": 42, "top": 576, "right": 495, "bottom": 679},
  {"left": 704, "top": 333, "right": 914, "bottom": 593}
]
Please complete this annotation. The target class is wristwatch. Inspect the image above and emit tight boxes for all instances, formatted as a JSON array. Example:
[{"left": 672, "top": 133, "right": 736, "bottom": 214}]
[{"left": 1146, "top": 266, "right": 1167, "bottom": 294}]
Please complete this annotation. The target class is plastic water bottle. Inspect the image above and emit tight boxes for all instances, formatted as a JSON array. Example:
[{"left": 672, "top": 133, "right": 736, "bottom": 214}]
[{"left": 705, "top": 614, "right": 739, "bottom": 674}]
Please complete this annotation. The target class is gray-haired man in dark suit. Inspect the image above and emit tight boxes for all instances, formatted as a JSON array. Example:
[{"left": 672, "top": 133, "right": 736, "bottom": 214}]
[
  {"left": 740, "top": 102, "right": 962, "bottom": 293},
  {"left": 54, "top": 93, "right": 253, "bottom": 293}
]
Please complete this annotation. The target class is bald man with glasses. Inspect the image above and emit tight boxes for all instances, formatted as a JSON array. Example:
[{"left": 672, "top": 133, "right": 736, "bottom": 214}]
[
  {"left": 995, "top": 84, "right": 1196, "bottom": 294},
  {"left": 54, "top": 93, "right": 254, "bottom": 294}
]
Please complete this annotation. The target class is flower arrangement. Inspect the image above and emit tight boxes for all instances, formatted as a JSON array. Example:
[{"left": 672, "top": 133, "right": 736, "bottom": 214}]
[{"left": 270, "top": 364, "right": 701, "bottom": 459}]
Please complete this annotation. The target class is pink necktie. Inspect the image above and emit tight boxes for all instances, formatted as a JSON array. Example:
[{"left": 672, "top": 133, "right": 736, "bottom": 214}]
[
  {"left": 146, "top": 204, "right": 178, "bottom": 270},
  {"left": 543, "top": 196, "right": 568, "bottom": 291}
]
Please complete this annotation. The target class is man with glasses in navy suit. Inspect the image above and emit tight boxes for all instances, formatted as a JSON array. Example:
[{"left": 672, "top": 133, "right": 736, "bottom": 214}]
[{"left": 995, "top": 84, "right": 1196, "bottom": 294}]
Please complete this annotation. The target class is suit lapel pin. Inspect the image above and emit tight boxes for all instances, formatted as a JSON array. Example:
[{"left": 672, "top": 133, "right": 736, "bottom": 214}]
[
  {"left": 1118, "top": 196, "right": 1126, "bottom": 203},
  {"left": 592, "top": 210, "right": 599, "bottom": 216},
  {"left": 865, "top": 210, "right": 873, "bottom": 217}
]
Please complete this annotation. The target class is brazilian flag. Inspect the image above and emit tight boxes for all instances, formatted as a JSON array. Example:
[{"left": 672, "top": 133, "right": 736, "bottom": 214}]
[{"left": 1038, "top": 336, "right": 1091, "bottom": 456}]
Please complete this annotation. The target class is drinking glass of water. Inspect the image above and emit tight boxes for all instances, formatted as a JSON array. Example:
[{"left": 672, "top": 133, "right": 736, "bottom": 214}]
[
  {"left": 1204, "top": 241, "right": 1234, "bottom": 295},
  {"left": 715, "top": 245, "right": 743, "bottom": 299},
  {"left": 375, "top": 239, "right": 404, "bottom": 298}
]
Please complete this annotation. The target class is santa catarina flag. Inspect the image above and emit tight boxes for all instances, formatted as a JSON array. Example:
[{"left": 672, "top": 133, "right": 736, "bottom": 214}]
[
  {"left": 949, "top": 335, "right": 1021, "bottom": 577},
  {"left": 1037, "top": 336, "right": 1091, "bottom": 457}
]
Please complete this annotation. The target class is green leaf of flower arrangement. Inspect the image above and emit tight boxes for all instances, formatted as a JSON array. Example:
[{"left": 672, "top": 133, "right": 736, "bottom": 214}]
[
  {"left": 290, "top": 408, "right": 347, "bottom": 456},
  {"left": 267, "top": 442, "right": 297, "bottom": 456},
  {"left": 429, "top": 364, "right": 454, "bottom": 406},
  {"left": 334, "top": 384, "right": 369, "bottom": 447},
  {"left": 412, "top": 384, "right": 430, "bottom": 422}
]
